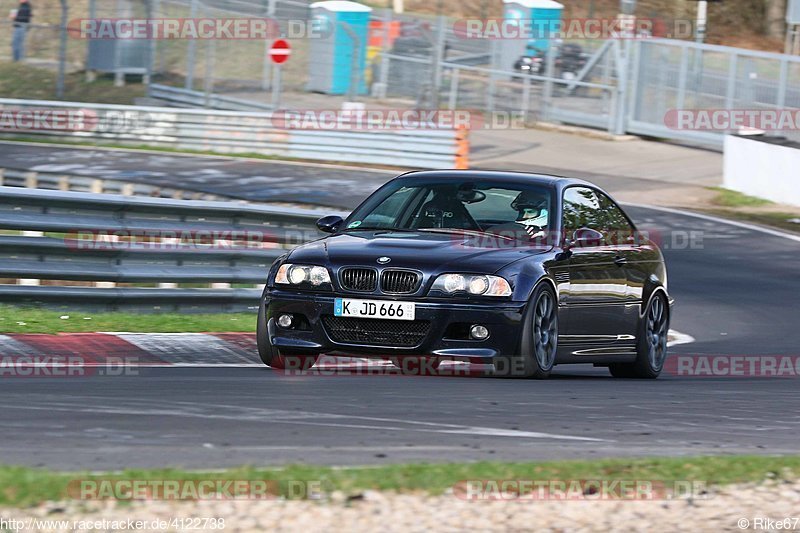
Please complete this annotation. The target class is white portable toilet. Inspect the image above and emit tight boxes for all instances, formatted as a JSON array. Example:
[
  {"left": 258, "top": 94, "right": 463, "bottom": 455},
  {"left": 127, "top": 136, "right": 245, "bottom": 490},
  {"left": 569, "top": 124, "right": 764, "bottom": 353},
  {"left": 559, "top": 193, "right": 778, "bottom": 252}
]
[{"left": 307, "top": 1, "right": 373, "bottom": 95}]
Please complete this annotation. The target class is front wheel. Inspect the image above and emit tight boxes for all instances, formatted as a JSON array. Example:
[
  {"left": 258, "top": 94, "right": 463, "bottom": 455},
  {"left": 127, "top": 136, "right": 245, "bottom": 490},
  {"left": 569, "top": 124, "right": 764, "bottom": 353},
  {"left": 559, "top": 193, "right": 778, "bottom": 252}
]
[
  {"left": 257, "top": 300, "right": 318, "bottom": 371},
  {"left": 609, "top": 292, "right": 669, "bottom": 379},
  {"left": 494, "top": 283, "right": 558, "bottom": 379}
]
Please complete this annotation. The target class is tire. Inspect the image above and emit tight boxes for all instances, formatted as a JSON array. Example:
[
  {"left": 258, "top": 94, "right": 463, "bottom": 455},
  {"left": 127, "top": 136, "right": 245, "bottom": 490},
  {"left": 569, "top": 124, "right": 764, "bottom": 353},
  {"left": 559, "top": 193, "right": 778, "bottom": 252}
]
[
  {"left": 494, "top": 283, "right": 558, "bottom": 379},
  {"left": 390, "top": 357, "right": 441, "bottom": 375},
  {"left": 257, "top": 300, "right": 318, "bottom": 371},
  {"left": 608, "top": 292, "right": 669, "bottom": 379}
]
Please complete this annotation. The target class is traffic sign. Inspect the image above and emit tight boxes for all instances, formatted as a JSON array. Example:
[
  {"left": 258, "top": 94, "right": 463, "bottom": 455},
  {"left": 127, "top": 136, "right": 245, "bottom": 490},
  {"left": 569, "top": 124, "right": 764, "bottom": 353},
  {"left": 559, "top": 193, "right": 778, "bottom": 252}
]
[{"left": 269, "top": 39, "right": 291, "bottom": 64}]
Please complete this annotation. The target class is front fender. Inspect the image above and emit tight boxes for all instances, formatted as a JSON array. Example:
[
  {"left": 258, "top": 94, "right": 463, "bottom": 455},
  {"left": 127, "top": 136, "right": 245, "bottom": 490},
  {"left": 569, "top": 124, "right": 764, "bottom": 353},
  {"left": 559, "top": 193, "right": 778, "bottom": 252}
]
[{"left": 498, "top": 259, "right": 555, "bottom": 303}]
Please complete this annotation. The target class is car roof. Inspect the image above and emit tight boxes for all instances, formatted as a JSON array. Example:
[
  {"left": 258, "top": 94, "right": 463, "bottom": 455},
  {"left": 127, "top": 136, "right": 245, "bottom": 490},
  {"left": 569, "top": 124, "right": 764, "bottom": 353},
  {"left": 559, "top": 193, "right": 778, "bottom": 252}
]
[{"left": 392, "top": 170, "right": 598, "bottom": 193}]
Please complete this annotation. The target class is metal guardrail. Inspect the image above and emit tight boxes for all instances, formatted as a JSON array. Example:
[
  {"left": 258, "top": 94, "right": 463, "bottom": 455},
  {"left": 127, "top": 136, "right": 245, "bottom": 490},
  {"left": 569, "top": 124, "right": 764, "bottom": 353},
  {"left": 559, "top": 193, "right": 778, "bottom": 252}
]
[
  {"left": 0, "top": 167, "right": 223, "bottom": 201},
  {"left": 0, "top": 99, "right": 469, "bottom": 169},
  {"left": 0, "top": 187, "right": 335, "bottom": 312},
  {"left": 150, "top": 84, "right": 276, "bottom": 112}
]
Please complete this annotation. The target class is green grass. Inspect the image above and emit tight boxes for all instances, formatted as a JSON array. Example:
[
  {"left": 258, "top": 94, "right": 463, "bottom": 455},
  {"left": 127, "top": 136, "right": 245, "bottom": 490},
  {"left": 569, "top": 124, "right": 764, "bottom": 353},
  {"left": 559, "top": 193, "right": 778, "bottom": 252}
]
[
  {"left": 709, "top": 187, "right": 773, "bottom": 208},
  {"left": 0, "top": 455, "right": 798, "bottom": 507},
  {"left": 700, "top": 209, "right": 800, "bottom": 234},
  {"left": 0, "top": 306, "right": 256, "bottom": 334},
  {"left": 0, "top": 62, "right": 146, "bottom": 104}
]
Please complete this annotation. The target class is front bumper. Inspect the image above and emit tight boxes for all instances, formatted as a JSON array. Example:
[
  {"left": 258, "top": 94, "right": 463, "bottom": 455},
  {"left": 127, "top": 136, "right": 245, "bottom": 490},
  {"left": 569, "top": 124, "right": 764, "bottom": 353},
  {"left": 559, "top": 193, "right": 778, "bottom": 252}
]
[{"left": 263, "top": 289, "right": 526, "bottom": 362}]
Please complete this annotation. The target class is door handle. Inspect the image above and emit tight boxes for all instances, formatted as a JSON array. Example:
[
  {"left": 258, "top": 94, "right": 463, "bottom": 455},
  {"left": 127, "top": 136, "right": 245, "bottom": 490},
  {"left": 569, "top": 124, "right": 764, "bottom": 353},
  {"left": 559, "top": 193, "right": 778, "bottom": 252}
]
[{"left": 614, "top": 256, "right": 628, "bottom": 266}]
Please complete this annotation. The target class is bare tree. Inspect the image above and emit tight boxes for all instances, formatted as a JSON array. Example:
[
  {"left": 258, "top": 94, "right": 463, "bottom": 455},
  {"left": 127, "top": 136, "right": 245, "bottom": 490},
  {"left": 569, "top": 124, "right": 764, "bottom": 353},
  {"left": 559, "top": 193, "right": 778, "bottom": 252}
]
[{"left": 765, "top": 0, "right": 787, "bottom": 38}]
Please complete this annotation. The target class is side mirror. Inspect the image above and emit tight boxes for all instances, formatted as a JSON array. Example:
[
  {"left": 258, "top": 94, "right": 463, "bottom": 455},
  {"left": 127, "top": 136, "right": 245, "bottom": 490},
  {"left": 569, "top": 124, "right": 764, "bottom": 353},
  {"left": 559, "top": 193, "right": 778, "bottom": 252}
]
[
  {"left": 316, "top": 215, "right": 344, "bottom": 234},
  {"left": 566, "top": 228, "right": 604, "bottom": 249}
]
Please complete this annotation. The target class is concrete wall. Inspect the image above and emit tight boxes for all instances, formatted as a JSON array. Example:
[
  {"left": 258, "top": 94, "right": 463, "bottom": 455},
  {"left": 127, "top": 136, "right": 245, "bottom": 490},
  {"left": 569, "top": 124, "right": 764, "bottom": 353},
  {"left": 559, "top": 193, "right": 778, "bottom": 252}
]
[{"left": 723, "top": 135, "right": 800, "bottom": 207}]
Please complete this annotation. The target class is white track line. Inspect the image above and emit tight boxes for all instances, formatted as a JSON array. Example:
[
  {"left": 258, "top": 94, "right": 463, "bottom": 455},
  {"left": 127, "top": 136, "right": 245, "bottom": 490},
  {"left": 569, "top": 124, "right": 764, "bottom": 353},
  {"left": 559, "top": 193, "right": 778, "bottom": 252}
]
[
  {"left": 622, "top": 202, "right": 800, "bottom": 243},
  {"left": 668, "top": 329, "right": 696, "bottom": 347}
]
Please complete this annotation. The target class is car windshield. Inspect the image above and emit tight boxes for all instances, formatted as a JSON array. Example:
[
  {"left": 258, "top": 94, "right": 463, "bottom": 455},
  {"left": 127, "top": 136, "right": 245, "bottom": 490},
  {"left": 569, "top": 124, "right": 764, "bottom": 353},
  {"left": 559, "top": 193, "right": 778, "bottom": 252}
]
[{"left": 344, "top": 179, "right": 553, "bottom": 242}]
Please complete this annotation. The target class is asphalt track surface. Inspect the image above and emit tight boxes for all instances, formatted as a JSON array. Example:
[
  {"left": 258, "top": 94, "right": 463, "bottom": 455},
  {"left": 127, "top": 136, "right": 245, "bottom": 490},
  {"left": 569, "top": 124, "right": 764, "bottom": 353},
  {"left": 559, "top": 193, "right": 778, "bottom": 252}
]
[
  {"left": 0, "top": 142, "right": 391, "bottom": 209},
  {"left": 1, "top": 144, "right": 799, "bottom": 470},
  {"left": 0, "top": 141, "right": 697, "bottom": 210}
]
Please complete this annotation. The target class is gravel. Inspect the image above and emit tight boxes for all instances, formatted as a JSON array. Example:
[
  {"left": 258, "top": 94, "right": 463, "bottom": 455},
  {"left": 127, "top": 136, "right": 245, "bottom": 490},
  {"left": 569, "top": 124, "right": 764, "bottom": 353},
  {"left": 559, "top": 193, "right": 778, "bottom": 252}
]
[{"left": 3, "top": 479, "right": 799, "bottom": 532}]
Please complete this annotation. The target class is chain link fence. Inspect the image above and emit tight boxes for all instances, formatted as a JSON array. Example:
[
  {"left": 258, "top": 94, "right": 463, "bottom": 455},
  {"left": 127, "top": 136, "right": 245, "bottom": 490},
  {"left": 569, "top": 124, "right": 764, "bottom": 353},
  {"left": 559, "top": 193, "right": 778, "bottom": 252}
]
[{"left": 2, "top": 0, "right": 799, "bottom": 147}]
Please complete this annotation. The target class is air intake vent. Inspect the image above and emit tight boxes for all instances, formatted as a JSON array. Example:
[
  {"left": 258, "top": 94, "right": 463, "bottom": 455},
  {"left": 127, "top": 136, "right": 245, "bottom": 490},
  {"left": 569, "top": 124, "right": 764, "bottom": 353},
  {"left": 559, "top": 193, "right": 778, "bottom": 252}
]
[
  {"left": 340, "top": 268, "right": 377, "bottom": 292},
  {"left": 322, "top": 316, "right": 430, "bottom": 348},
  {"left": 381, "top": 270, "right": 421, "bottom": 294},
  {"left": 554, "top": 271, "right": 570, "bottom": 284}
]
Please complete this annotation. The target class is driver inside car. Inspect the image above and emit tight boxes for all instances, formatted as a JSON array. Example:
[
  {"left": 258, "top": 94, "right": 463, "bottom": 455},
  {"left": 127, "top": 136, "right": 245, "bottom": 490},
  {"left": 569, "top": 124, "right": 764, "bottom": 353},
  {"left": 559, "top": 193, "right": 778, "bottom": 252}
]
[{"left": 484, "top": 191, "right": 549, "bottom": 240}]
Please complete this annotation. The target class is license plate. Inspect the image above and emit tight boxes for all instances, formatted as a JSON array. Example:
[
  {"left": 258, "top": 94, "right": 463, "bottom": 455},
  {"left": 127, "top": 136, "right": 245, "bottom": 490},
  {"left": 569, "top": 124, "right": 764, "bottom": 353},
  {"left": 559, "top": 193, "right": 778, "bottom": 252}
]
[{"left": 334, "top": 298, "right": 415, "bottom": 321}]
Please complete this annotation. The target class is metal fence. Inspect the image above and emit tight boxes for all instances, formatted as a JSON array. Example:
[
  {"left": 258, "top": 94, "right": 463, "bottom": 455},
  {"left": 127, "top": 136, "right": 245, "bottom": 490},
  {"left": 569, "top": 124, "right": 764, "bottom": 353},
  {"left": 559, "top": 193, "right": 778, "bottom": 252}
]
[
  {"left": 0, "top": 98, "right": 469, "bottom": 168},
  {"left": 626, "top": 38, "right": 800, "bottom": 146},
  {"left": 5, "top": 0, "right": 799, "bottom": 149},
  {"left": 0, "top": 186, "right": 332, "bottom": 312}
]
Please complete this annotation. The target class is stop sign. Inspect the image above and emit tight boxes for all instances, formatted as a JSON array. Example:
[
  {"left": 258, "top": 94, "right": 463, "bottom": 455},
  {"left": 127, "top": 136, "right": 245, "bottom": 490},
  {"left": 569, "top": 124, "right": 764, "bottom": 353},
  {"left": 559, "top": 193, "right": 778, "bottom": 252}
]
[{"left": 269, "top": 39, "right": 291, "bottom": 64}]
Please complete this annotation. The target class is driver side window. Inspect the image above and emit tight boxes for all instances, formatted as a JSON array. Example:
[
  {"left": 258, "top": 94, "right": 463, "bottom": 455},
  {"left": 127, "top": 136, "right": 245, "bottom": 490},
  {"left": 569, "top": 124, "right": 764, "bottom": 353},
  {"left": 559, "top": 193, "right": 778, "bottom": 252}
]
[{"left": 562, "top": 187, "right": 602, "bottom": 239}]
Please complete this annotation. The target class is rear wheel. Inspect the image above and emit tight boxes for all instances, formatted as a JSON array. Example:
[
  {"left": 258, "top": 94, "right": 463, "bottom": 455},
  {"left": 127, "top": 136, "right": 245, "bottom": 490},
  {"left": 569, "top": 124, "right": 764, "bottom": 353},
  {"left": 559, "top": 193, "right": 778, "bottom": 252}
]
[
  {"left": 257, "top": 301, "right": 318, "bottom": 371},
  {"left": 609, "top": 292, "right": 669, "bottom": 379},
  {"left": 494, "top": 283, "right": 557, "bottom": 379}
]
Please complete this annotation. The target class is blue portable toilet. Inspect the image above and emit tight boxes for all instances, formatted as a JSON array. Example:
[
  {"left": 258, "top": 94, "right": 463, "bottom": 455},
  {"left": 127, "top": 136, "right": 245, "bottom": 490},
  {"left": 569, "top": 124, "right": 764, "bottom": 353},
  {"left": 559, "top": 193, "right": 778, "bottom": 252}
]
[
  {"left": 496, "top": 0, "right": 564, "bottom": 72},
  {"left": 307, "top": 1, "right": 372, "bottom": 95}
]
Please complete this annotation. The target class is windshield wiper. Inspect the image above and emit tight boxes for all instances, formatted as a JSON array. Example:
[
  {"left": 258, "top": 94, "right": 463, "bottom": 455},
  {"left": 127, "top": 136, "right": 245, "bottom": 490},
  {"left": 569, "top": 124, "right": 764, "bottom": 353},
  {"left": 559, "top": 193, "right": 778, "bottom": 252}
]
[
  {"left": 416, "top": 228, "right": 516, "bottom": 241},
  {"left": 342, "top": 226, "right": 418, "bottom": 233}
]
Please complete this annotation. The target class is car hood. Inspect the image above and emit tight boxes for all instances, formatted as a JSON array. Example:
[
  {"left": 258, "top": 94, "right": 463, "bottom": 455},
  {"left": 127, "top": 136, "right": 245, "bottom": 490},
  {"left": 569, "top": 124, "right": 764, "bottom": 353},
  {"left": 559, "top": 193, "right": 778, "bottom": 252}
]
[{"left": 287, "top": 231, "right": 548, "bottom": 274}]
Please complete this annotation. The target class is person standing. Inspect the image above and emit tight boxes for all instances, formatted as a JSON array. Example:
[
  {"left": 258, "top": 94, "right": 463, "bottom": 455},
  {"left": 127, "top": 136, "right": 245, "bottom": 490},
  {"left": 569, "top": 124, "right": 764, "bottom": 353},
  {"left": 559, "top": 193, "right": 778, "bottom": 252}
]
[{"left": 10, "top": 0, "right": 33, "bottom": 62}]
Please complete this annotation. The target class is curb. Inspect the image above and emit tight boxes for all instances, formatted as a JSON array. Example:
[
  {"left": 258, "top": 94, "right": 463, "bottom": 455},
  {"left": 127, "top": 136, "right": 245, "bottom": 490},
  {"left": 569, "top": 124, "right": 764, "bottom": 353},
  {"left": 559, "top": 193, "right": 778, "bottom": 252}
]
[{"left": 0, "top": 330, "right": 694, "bottom": 369}]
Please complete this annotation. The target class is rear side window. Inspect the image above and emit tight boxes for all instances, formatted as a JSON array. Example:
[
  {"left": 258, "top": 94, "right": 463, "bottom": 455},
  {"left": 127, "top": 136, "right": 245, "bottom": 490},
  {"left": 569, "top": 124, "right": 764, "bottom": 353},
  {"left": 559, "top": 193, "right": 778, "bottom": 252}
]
[
  {"left": 562, "top": 187, "right": 602, "bottom": 237},
  {"left": 596, "top": 192, "right": 634, "bottom": 232},
  {"left": 596, "top": 191, "right": 636, "bottom": 244}
]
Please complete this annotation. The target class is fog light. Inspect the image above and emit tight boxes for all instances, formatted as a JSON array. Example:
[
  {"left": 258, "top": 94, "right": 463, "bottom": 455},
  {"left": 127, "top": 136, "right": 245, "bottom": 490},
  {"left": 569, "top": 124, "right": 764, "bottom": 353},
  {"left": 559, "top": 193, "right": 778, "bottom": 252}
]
[
  {"left": 277, "top": 314, "right": 294, "bottom": 328},
  {"left": 469, "top": 324, "right": 489, "bottom": 340}
]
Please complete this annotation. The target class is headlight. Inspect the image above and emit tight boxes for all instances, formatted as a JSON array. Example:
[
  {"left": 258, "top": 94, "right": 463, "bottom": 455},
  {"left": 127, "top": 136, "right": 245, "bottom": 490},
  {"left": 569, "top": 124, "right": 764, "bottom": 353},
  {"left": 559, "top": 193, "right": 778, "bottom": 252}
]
[
  {"left": 275, "top": 264, "right": 331, "bottom": 287},
  {"left": 431, "top": 273, "right": 512, "bottom": 297}
]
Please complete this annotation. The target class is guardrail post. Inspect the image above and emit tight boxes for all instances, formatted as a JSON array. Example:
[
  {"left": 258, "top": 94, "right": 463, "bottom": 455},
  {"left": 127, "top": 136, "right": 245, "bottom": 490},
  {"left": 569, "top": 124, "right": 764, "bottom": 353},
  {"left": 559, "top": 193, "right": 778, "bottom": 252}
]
[
  {"left": 58, "top": 175, "right": 70, "bottom": 191},
  {"left": 0, "top": 168, "right": 4, "bottom": 186},
  {"left": 91, "top": 179, "right": 104, "bottom": 194},
  {"left": 24, "top": 171, "right": 38, "bottom": 189},
  {"left": 18, "top": 230, "right": 43, "bottom": 287}
]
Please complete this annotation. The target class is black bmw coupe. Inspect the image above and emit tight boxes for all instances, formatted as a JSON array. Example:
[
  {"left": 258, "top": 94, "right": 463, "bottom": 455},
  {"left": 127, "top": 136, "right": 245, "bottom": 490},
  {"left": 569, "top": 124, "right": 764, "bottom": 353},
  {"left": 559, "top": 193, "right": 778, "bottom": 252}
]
[{"left": 257, "top": 170, "right": 672, "bottom": 379}]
